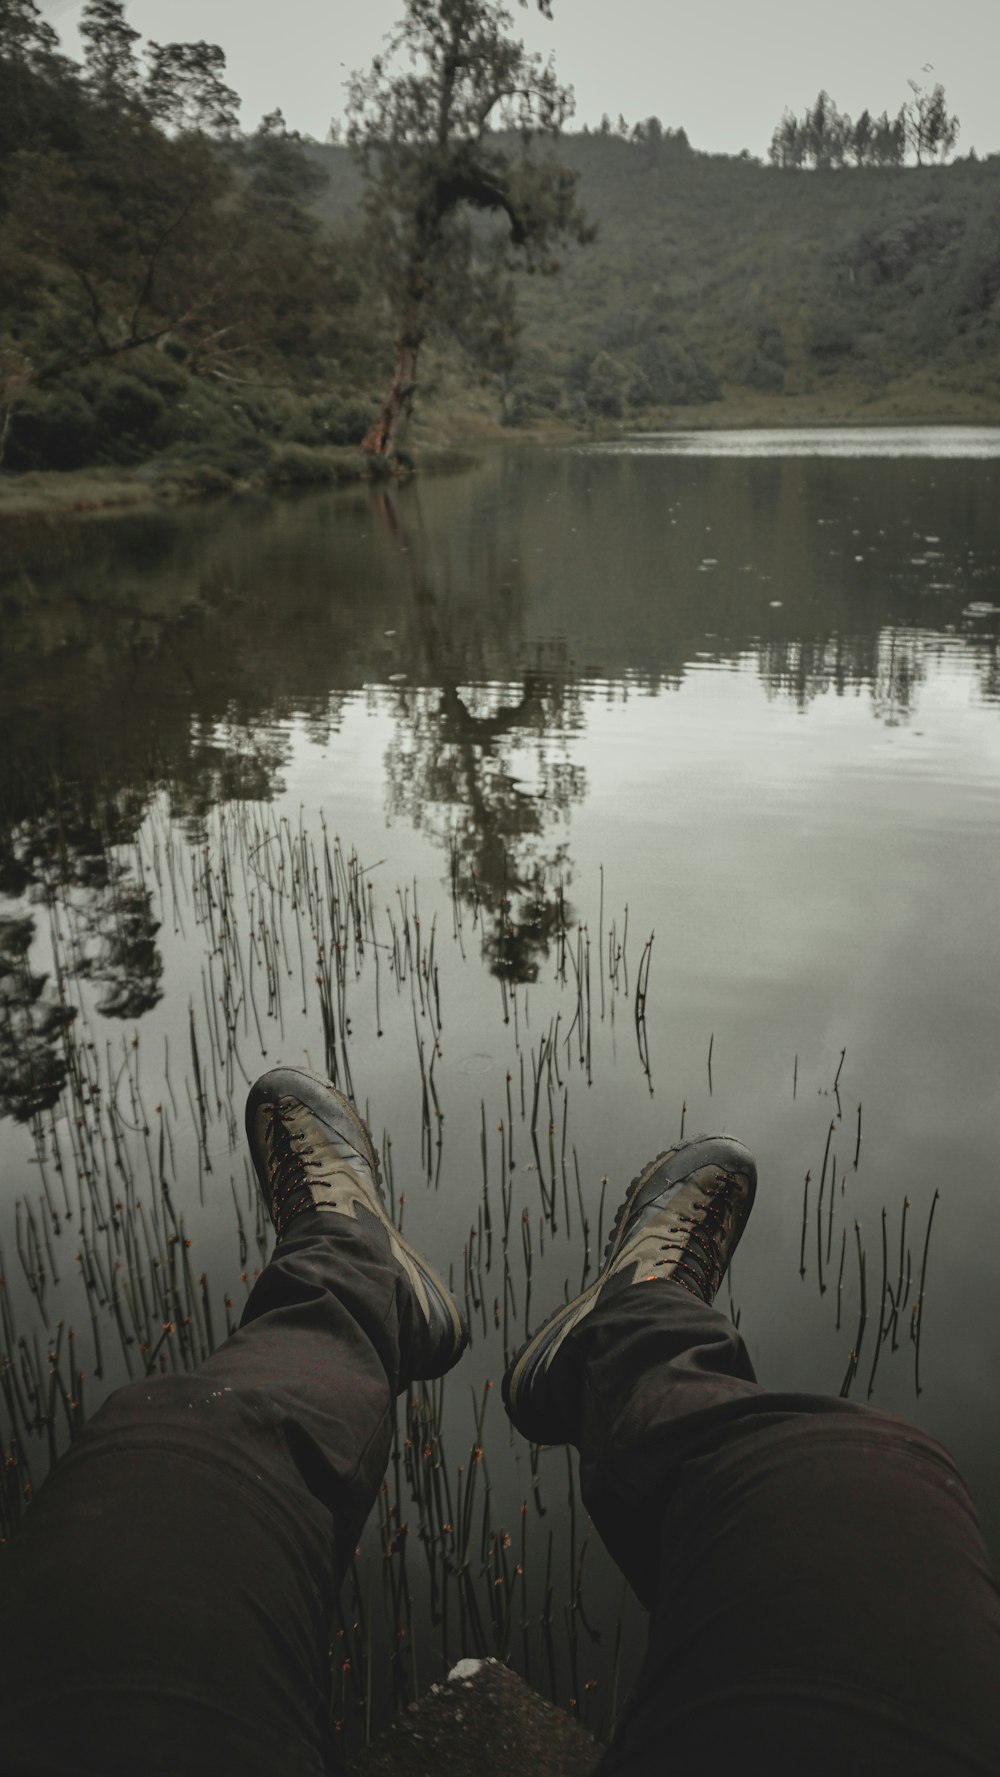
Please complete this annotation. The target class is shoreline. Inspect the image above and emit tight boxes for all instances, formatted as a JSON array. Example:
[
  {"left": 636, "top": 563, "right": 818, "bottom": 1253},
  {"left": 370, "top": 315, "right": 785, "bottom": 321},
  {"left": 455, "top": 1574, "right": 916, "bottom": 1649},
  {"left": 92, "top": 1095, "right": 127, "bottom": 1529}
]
[{"left": 2, "top": 399, "right": 998, "bottom": 523}]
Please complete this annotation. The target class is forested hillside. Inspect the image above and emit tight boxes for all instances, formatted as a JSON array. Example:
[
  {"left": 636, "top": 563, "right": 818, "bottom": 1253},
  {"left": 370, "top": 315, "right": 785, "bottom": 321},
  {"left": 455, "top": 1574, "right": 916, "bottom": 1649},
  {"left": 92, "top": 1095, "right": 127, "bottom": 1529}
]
[
  {"left": 510, "top": 133, "right": 1000, "bottom": 424},
  {"left": 310, "top": 132, "right": 1000, "bottom": 429},
  {"left": 3, "top": 0, "right": 998, "bottom": 491}
]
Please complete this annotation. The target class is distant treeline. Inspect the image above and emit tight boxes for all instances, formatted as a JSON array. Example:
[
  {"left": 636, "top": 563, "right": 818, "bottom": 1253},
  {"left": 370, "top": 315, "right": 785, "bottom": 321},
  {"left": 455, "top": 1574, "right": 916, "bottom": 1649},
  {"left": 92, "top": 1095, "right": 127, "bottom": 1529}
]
[
  {"left": 769, "top": 83, "right": 960, "bottom": 170},
  {"left": 571, "top": 79, "right": 973, "bottom": 171},
  {"left": 565, "top": 80, "right": 963, "bottom": 173}
]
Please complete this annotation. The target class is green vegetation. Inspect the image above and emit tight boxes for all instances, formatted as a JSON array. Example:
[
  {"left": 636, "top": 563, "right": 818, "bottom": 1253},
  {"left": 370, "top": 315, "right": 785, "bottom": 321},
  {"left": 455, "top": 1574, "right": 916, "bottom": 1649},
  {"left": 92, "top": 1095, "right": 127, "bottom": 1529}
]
[
  {"left": 482, "top": 131, "right": 1000, "bottom": 429},
  {"left": 0, "top": 0, "right": 388, "bottom": 490},
  {"left": 1, "top": 0, "right": 998, "bottom": 504}
]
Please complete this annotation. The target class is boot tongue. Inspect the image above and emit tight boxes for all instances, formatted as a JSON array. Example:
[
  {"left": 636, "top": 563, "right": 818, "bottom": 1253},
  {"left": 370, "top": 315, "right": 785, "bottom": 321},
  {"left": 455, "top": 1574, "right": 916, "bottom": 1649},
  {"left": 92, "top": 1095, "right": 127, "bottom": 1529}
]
[{"left": 289, "top": 1098, "right": 376, "bottom": 1186}]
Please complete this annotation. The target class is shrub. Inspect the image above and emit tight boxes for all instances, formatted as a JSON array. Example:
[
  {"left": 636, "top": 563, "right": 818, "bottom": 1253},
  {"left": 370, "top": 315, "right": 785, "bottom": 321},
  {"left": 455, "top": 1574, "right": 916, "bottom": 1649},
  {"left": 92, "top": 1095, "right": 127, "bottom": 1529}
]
[
  {"left": 629, "top": 339, "right": 722, "bottom": 406},
  {"left": 272, "top": 392, "right": 374, "bottom": 448},
  {"left": 158, "top": 434, "right": 269, "bottom": 478},
  {"left": 178, "top": 463, "right": 235, "bottom": 497},
  {"left": 500, "top": 383, "right": 539, "bottom": 426},
  {"left": 264, "top": 444, "right": 335, "bottom": 486},
  {"left": 739, "top": 321, "right": 787, "bottom": 392},
  {"left": 2, "top": 388, "right": 98, "bottom": 470},
  {"left": 740, "top": 349, "right": 786, "bottom": 392},
  {"left": 94, "top": 373, "right": 169, "bottom": 448},
  {"left": 532, "top": 378, "right": 563, "bottom": 412},
  {"left": 324, "top": 396, "right": 374, "bottom": 445},
  {"left": 586, "top": 350, "right": 627, "bottom": 416},
  {"left": 807, "top": 311, "right": 856, "bottom": 359},
  {"left": 754, "top": 319, "right": 787, "bottom": 366}
]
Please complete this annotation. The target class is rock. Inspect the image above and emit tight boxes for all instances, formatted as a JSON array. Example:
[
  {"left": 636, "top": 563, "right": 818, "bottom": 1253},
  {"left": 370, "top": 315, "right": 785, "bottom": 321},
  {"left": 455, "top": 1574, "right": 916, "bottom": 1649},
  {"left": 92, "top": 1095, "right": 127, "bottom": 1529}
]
[{"left": 347, "top": 1657, "right": 602, "bottom": 1777}]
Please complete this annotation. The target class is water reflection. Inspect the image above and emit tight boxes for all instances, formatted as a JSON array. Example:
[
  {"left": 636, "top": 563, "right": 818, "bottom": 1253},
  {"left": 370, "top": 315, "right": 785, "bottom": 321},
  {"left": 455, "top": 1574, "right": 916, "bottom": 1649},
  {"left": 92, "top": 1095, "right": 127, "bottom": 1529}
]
[
  {"left": 1, "top": 441, "right": 997, "bottom": 1041},
  {"left": 373, "top": 486, "right": 585, "bottom": 980},
  {"left": 591, "top": 426, "right": 1000, "bottom": 458},
  {"left": 0, "top": 914, "right": 76, "bottom": 1120},
  {"left": 0, "top": 788, "right": 165, "bottom": 1118},
  {"left": 1, "top": 440, "right": 998, "bottom": 1726},
  {"left": 2, "top": 447, "right": 997, "bottom": 790}
]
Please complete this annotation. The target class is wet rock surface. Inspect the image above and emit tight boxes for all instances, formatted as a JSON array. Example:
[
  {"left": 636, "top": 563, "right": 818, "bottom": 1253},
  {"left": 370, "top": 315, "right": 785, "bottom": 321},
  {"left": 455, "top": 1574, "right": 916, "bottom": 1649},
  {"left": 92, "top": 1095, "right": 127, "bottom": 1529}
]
[{"left": 348, "top": 1658, "right": 603, "bottom": 1777}]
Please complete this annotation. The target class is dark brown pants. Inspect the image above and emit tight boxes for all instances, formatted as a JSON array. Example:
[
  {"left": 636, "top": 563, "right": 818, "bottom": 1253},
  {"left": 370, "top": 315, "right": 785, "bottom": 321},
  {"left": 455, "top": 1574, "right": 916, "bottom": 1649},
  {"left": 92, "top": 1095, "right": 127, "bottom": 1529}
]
[
  {"left": 567, "top": 1284, "right": 1000, "bottom": 1774},
  {"left": 3, "top": 1215, "right": 998, "bottom": 1775}
]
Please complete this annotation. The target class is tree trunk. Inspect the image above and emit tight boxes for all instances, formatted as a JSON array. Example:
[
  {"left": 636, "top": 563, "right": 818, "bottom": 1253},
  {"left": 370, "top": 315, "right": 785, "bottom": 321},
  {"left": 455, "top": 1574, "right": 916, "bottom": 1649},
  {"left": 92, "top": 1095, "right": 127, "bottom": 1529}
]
[{"left": 363, "top": 336, "right": 420, "bottom": 460}]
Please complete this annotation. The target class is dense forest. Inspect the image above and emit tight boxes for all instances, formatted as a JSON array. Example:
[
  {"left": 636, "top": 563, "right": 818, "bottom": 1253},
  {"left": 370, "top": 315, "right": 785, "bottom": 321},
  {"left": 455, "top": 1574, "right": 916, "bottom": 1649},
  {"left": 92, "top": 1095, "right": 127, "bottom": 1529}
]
[
  {"left": 2, "top": 0, "right": 999, "bottom": 492},
  {"left": 0, "top": 0, "right": 387, "bottom": 488},
  {"left": 311, "top": 124, "right": 1000, "bottom": 435}
]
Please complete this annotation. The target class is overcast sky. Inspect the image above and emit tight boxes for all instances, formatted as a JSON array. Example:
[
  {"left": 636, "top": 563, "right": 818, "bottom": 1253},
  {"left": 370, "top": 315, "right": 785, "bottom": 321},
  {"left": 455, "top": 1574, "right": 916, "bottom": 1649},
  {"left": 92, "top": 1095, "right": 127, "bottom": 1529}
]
[{"left": 41, "top": 0, "right": 999, "bottom": 159}]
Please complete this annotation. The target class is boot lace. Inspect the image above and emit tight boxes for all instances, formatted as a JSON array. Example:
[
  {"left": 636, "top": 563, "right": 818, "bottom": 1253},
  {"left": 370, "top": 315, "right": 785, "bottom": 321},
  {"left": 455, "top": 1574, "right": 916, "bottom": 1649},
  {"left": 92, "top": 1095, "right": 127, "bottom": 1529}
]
[
  {"left": 650, "top": 1167, "right": 743, "bottom": 1301},
  {"left": 265, "top": 1102, "right": 317, "bottom": 1234}
]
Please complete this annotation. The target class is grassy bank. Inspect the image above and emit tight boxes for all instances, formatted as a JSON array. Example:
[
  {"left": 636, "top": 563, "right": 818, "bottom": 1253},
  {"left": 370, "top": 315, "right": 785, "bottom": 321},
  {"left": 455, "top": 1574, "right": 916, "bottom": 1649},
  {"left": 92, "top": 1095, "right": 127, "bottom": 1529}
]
[
  {"left": 3, "top": 388, "right": 997, "bottom": 524},
  {"left": 0, "top": 438, "right": 487, "bottom": 521},
  {"left": 0, "top": 446, "right": 369, "bottom": 519}
]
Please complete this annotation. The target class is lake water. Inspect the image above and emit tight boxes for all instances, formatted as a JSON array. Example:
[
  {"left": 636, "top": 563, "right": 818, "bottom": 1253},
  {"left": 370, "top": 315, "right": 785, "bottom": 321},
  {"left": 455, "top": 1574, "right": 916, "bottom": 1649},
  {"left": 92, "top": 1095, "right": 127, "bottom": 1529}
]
[{"left": 1, "top": 431, "right": 998, "bottom": 1740}]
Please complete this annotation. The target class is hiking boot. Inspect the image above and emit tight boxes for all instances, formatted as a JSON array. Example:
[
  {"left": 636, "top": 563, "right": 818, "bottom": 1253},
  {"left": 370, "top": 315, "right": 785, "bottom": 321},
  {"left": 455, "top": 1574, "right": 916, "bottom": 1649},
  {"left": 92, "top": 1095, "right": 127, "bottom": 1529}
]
[
  {"left": 245, "top": 1065, "right": 467, "bottom": 1382},
  {"left": 502, "top": 1134, "right": 756, "bottom": 1443}
]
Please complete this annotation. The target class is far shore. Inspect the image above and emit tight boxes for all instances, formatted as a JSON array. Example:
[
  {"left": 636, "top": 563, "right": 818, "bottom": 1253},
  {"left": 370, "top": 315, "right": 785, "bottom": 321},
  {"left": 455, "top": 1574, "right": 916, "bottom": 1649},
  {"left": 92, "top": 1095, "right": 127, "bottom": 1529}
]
[{"left": 2, "top": 389, "right": 998, "bottom": 523}]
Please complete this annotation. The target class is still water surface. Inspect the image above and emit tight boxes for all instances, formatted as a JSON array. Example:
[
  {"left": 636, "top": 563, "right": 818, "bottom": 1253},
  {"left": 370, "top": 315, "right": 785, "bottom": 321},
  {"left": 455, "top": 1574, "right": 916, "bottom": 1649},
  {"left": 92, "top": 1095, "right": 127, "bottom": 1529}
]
[{"left": 1, "top": 432, "right": 998, "bottom": 1733}]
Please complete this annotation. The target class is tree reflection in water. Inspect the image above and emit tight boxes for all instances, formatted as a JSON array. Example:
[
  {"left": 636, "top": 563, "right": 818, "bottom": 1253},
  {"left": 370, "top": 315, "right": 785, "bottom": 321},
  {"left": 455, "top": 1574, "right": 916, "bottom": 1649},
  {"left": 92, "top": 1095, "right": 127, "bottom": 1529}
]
[
  {"left": 377, "top": 488, "right": 586, "bottom": 981},
  {"left": 0, "top": 790, "right": 164, "bottom": 1119},
  {"left": 0, "top": 719, "right": 298, "bottom": 1117},
  {"left": 0, "top": 444, "right": 996, "bottom": 1084},
  {"left": 0, "top": 915, "right": 76, "bottom": 1121}
]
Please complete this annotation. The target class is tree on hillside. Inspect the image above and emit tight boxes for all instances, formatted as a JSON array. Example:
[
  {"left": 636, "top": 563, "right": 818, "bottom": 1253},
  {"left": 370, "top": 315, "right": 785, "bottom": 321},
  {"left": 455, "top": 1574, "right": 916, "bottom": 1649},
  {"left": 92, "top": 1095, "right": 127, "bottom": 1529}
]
[
  {"left": 769, "top": 94, "right": 854, "bottom": 170},
  {"left": 347, "top": 0, "right": 592, "bottom": 460},
  {"left": 0, "top": 0, "right": 378, "bottom": 469},
  {"left": 768, "top": 110, "right": 805, "bottom": 169},
  {"left": 844, "top": 108, "right": 905, "bottom": 168},
  {"left": 79, "top": 0, "right": 142, "bottom": 101},
  {"left": 144, "top": 40, "right": 240, "bottom": 135},
  {"left": 2, "top": 3, "right": 240, "bottom": 383},
  {"left": 0, "top": 0, "right": 75, "bottom": 160},
  {"left": 869, "top": 110, "right": 906, "bottom": 166},
  {"left": 804, "top": 92, "right": 851, "bottom": 169},
  {"left": 5, "top": 0, "right": 240, "bottom": 393},
  {"left": 849, "top": 109, "right": 873, "bottom": 167},
  {"left": 770, "top": 83, "right": 956, "bottom": 171},
  {"left": 629, "top": 116, "right": 691, "bottom": 169},
  {"left": 902, "top": 79, "right": 959, "bottom": 166}
]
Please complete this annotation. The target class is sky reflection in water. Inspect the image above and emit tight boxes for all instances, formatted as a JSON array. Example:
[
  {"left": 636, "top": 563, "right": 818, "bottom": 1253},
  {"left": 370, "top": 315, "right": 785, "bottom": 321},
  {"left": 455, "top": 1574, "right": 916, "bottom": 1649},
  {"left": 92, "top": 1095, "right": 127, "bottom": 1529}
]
[{"left": 1, "top": 437, "right": 998, "bottom": 1718}]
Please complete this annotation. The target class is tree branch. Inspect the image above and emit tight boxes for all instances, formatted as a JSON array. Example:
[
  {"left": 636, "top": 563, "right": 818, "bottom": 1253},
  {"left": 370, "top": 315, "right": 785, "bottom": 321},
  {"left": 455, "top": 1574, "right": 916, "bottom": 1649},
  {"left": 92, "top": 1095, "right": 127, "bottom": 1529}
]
[{"left": 129, "top": 193, "right": 200, "bottom": 340}]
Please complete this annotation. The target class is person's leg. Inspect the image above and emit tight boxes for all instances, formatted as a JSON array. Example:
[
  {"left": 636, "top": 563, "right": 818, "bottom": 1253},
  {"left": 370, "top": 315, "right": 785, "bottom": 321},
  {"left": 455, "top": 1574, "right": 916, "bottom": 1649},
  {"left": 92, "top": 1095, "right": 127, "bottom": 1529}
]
[
  {"left": 504, "top": 1138, "right": 1000, "bottom": 1776},
  {"left": 578, "top": 1286, "right": 1000, "bottom": 1776},
  {"left": 1, "top": 1068, "right": 467, "bottom": 1777}
]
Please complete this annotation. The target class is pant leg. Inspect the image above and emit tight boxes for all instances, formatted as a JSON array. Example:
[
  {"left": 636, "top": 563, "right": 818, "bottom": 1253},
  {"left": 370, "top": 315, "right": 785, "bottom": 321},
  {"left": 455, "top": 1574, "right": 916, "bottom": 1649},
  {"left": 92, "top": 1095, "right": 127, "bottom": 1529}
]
[
  {"left": 558, "top": 1281, "right": 1000, "bottom": 1776},
  {"left": 0, "top": 1210, "right": 414, "bottom": 1777}
]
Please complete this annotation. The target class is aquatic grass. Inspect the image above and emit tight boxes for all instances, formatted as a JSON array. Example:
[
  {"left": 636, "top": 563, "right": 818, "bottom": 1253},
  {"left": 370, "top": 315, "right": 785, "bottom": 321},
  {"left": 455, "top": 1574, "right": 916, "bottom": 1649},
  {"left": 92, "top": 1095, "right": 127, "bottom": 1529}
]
[
  {"left": 0, "top": 784, "right": 952, "bottom": 1740},
  {"left": 866, "top": 1208, "right": 890, "bottom": 1400},
  {"left": 912, "top": 1188, "right": 940, "bottom": 1397},
  {"left": 840, "top": 1223, "right": 868, "bottom": 1398}
]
